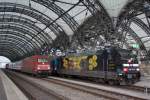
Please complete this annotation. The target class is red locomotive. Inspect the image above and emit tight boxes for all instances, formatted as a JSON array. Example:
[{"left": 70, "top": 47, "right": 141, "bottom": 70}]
[{"left": 6, "top": 55, "right": 51, "bottom": 76}]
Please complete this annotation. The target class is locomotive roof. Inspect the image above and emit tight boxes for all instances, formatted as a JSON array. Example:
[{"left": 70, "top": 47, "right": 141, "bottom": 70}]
[{"left": 31, "top": 55, "right": 48, "bottom": 58}]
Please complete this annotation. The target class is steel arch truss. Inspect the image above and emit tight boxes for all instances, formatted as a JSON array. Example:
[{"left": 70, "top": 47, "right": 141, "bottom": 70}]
[
  {"left": 70, "top": 0, "right": 115, "bottom": 50},
  {"left": 0, "top": 2, "right": 71, "bottom": 61},
  {"left": 51, "top": 33, "right": 70, "bottom": 51},
  {"left": 0, "top": 0, "right": 124, "bottom": 61},
  {"left": 0, "top": 14, "right": 53, "bottom": 43},
  {"left": 31, "top": 0, "right": 79, "bottom": 31},
  {"left": 0, "top": 24, "right": 45, "bottom": 50},
  {"left": 119, "top": 24, "right": 147, "bottom": 54},
  {"left": 0, "top": 15, "right": 52, "bottom": 46},
  {"left": 0, "top": 2, "right": 66, "bottom": 35},
  {"left": 117, "top": 0, "right": 150, "bottom": 60},
  {"left": 72, "top": 11, "right": 113, "bottom": 49}
]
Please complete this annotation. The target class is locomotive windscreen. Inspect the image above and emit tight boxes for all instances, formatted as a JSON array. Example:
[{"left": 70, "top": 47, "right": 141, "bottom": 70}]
[
  {"left": 38, "top": 58, "right": 48, "bottom": 63},
  {"left": 117, "top": 49, "right": 138, "bottom": 63}
]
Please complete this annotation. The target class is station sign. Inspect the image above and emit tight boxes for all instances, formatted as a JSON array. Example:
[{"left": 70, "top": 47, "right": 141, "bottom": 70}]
[{"left": 132, "top": 44, "right": 139, "bottom": 49}]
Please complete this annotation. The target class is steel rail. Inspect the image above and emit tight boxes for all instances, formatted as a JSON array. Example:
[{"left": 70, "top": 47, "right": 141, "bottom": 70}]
[
  {"left": 4, "top": 70, "right": 68, "bottom": 100},
  {"left": 43, "top": 77, "right": 147, "bottom": 100}
]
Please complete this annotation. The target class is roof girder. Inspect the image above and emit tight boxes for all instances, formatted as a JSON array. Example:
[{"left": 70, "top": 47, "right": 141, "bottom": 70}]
[
  {"left": 117, "top": 17, "right": 147, "bottom": 51},
  {"left": 0, "top": 50, "right": 18, "bottom": 60},
  {"left": 0, "top": 44, "right": 26, "bottom": 56},
  {"left": 0, "top": 24, "right": 42, "bottom": 48},
  {"left": 0, "top": 37, "right": 32, "bottom": 53},
  {"left": 116, "top": 0, "right": 150, "bottom": 59},
  {"left": 0, "top": 2, "right": 66, "bottom": 37},
  {"left": 0, "top": 46, "right": 25, "bottom": 61},
  {"left": 131, "top": 17, "right": 150, "bottom": 37},
  {"left": 128, "top": 27, "right": 147, "bottom": 51},
  {"left": 31, "top": 0, "right": 79, "bottom": 31},
  {"left": 0, "top": 14, "right": 52, "bottom": 44},
  {"left": 0, "top": 32, "right": 34, "bottom": 51}
]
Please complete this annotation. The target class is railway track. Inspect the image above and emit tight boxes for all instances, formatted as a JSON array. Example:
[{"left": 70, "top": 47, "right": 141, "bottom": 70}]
[
  {"left": 3, "top": 70, "right": 149, "bottom": 100},
  {"left": 4, "top": 70, "right": 68, "bottom": 100},
  {"left": 121, "top": 85, "right": 150, "bottom": 94},
  {"left": 44, "top": 77, "right": 149, "bottom": 100},
  {"left": 54, "top": 76, "right": 150, "bottom": 94},
  {"left": 42, "top": 78, "right": 115, "bottom": 100},
  {"left": 4, "top": 70, "right": 112, "bottom": 100}
]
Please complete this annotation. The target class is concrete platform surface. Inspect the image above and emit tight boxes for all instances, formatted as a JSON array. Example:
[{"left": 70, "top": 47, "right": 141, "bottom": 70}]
[
  {"left": 49, "top": 76, "right": 150, "bottom": 100},
  {"left": 0, "top": 69, "right": 28, "bottom": 100},
  {"left": 135, "top": 75, "right": 150, "bottom": 88},
  {"left": 0, "top": 73, "right": 7, "bottom": 100}
]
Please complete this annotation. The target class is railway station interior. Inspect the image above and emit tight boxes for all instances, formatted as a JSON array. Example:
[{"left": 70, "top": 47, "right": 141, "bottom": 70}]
[{"left": 0, "top": 0, "right": 150, "bottom": 100}]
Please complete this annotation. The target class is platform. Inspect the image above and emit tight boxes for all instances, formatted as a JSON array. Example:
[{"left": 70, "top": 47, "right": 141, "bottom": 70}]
[
  {"left": 134, "top": 75, "right": 150, "bottom": 88},
  {"left": 0, "top": 69, "right": 28, "bottom": 100},
  {"left": 0, "top": 71, "right": 7, "bottom": 100},
  {"left": 49, "top": 76, "right": 150, "bottom": 100}
]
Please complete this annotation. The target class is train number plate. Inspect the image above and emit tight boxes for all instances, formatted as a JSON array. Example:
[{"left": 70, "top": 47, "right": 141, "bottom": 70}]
[{"left": 127, "top": 74, "right": 132, "bottom": 79}]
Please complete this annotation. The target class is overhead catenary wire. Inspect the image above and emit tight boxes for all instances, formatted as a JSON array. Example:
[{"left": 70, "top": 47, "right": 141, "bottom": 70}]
[{"left": 52, "top": 0, "right": 85, "bottom": 6}]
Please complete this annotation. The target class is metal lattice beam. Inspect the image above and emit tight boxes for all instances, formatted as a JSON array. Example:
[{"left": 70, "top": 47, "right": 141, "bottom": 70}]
[
  {"left": 31, "top": 0, "right": 79, "bottom": 31},
  {"left": 70, "top": 0, "right": 114, "bottom": 49},
  {"left": 0, "top": 37, "right": 32, "bottom": 53},
  {"left": 0, "top": 24, "right": 42, "bottom": 49},
  {"left": 0, "top": 14, "right": 53, "bottom": 44},
  {"left": 0, "top": 2, "right": 66, "bottom": 38},
  {"left": 0, "top": 50, "right": 18, "bottom": 60},
  {"left": 131, "top": 17, "right": 150, "bottom": 36},
  {"left": 117, "top": 0, "right": 150, "bottom": 60},
  {"left": 0, "top": 44, "right": 26, "bottom": 56}
]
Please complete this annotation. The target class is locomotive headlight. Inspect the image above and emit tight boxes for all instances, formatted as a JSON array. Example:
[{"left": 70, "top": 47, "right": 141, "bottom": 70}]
[
  {"left": 119, "top": 73, "right": 123, "bottom": 76},
  {"left": 37, "top": 67, "right": 40, "bottom": 70},
  {"left": 136, "top": 68, "right": 140, "bottom": 71},
  {"left": 48, "top": 66, "right": 50, "bottom": 70},
  {"left": 123, "top": 67, "right": 128, "bottom": 72}
]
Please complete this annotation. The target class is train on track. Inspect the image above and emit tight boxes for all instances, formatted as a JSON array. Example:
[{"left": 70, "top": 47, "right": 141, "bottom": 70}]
[
  {"left": 51, "top": 47, "right": 141, "bottom": 85},
  {"left": 6, "top": 55, "right": 51, "bottom": 77},
  {"left": 6, "top": 47, "right": 141, "bottom": 85}
]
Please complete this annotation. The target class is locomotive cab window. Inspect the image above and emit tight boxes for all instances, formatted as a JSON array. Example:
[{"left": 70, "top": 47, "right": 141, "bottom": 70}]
[
  {"left": 38, "top": 58, "right": 48, "bottom": 63},
  {"left": 118, "top": 49, "right": 138, "bottom": 64}
]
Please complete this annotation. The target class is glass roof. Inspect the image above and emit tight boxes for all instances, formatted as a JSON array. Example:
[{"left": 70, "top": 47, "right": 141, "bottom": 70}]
[
  {"left": 0, "top": 0, "right": 91, "bottom": 38},
  {"left": 0, "top": 0, "right": 149, "bottom": 61},
  {"left": 99, "top": 0, "right": 129, "bottom": 17},
  {"left": 0, "top": 0, "right": 93, "bottom": 60}
]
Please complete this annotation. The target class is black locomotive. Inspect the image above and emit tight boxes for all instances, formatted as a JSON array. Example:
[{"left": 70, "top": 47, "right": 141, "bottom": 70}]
[{"left": 51, "top": 47, "right": 141, "bottom": 85}]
